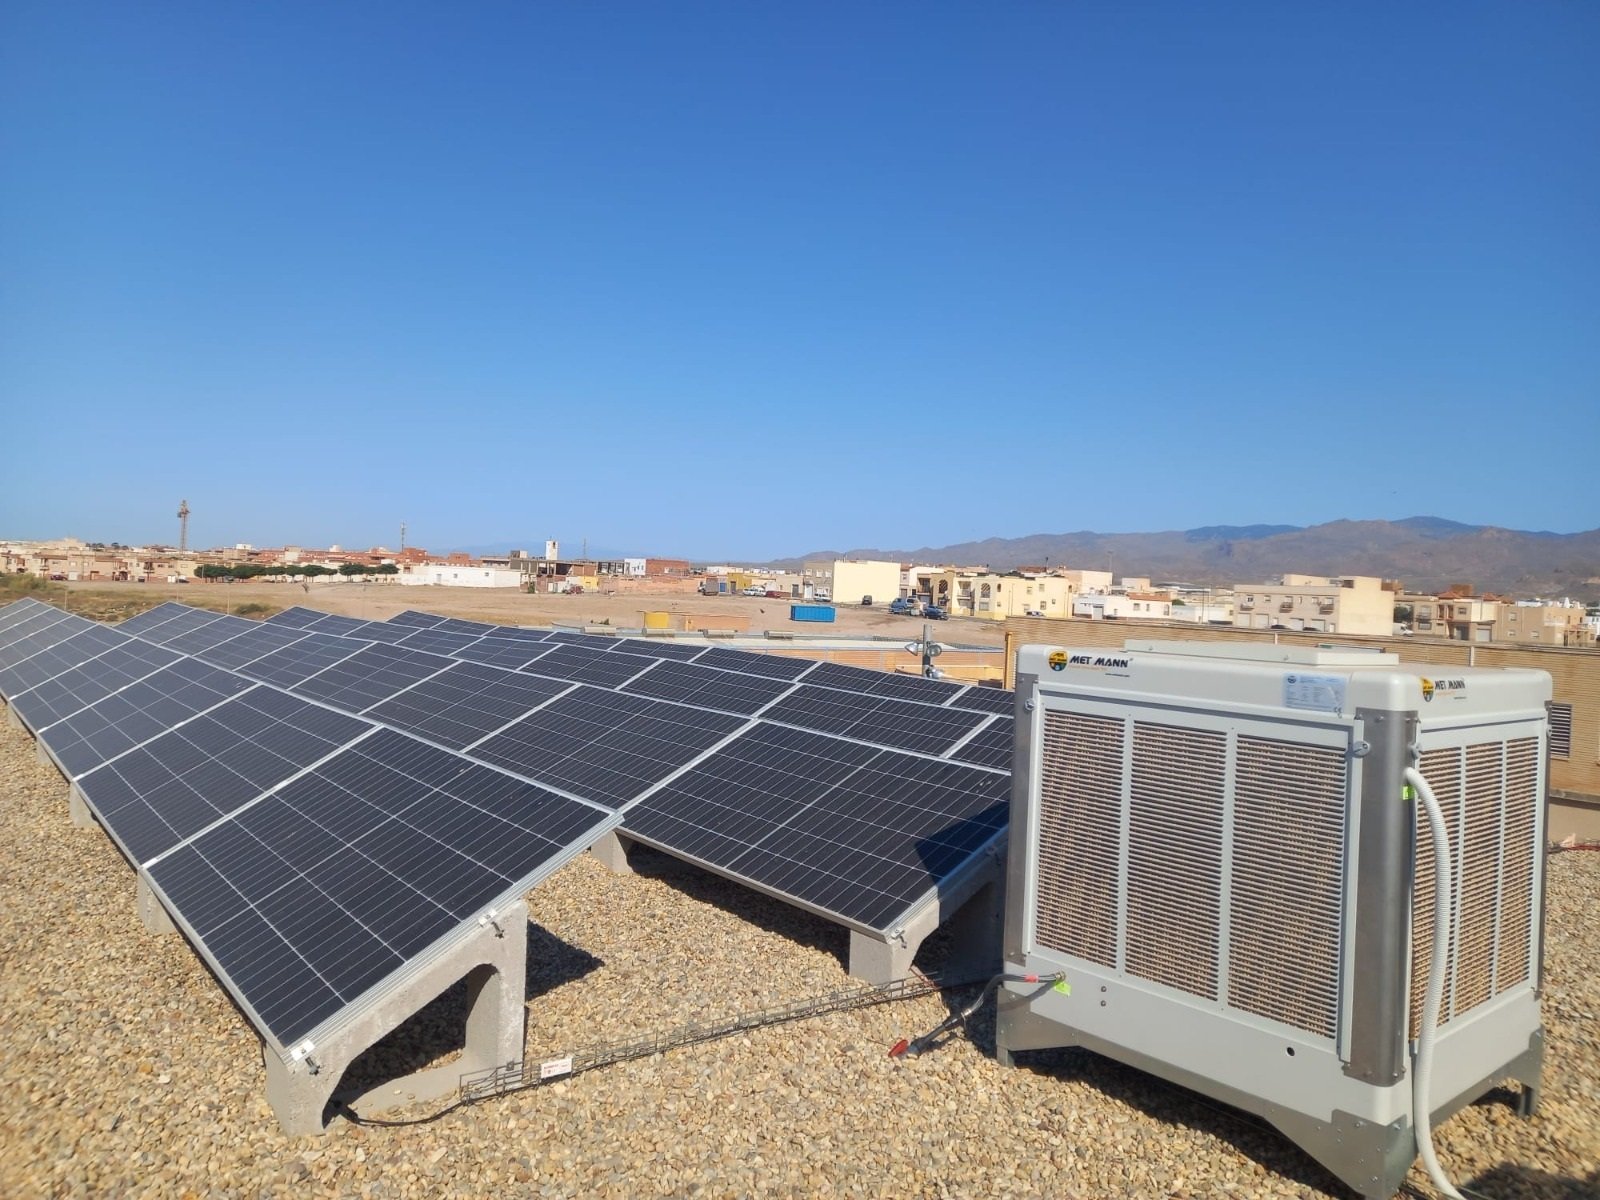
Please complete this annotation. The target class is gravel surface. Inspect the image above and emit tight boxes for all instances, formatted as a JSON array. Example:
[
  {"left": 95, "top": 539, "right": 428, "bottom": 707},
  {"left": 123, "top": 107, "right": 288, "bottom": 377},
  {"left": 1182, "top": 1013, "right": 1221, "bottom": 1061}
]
[{"left": 1, "top": 716, "right": 1595, "bottom": 1199}]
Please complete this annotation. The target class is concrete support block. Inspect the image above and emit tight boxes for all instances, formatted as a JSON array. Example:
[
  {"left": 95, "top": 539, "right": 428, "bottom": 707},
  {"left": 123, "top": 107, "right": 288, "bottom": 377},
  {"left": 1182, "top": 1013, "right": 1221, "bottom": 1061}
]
[
  {"left": 264, "top": 897, "right": 530, "bottom": 1136},
  {"left": 846, "top": 853, "right": 1005, "bottom": 986},
  {"left": 136, "top": 876, "right": 177, "bottom": 935},
  {"left": 68, "top": 785, "right": 96, "bottom": 829},
  {"left": 590, "top": 830, "right": 636, "bottom": 875}
]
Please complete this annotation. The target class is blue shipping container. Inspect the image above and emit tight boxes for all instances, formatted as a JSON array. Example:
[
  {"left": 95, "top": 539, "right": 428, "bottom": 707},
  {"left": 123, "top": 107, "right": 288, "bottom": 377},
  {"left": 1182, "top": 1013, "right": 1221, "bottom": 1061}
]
[{"left": 790, "top": 604, "right": 836, "bottom": 623}]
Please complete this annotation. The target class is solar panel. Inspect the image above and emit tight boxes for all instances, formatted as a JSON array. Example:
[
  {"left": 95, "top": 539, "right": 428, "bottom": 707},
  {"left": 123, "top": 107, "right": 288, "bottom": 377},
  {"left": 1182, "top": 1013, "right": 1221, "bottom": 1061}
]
[
  {"left": 145, "top": 726, "right": 614, "bottom": 1051},
  {"left": 156, "top": 614, "right": 256, "bottom": 654},
  {"left": 947, "top": 717, "right": 1013, "bottom": 770},
  {"left": 137, "top": 607, "right": 229, "bottom": 646},
  {"left": 693, "top": 646, "right": 817, "bottom": 681},
  {"left": 115, "top": 602, "right": 199, "bottom": 636},
  {"left": 384, "top": 609, "right": 448, "bottom": 629},
  {"left": 264, "top": 606, "right": 336, "bottom": 629},
  {"left": 290, "top": 643, "right": 455, "bottom": 714},
  {"left": 605, "top": 638, "right": 707, "bottom": 661},
  {"left": 0, "top": 612, "right": 95, "bottom": 673},
  {"left": 9, "top": 637, "right": 184, "bottom": 733},
  {"left": 0, "top": 597, "right": 49, "bottom": 632},
  {"left": 0, "top": 623, "right": 128, "bottom": 699},
  {"left": 394, "top": 628, "right": 486, "bottom": 656},
  {"left": 623, "top": 723, "right": 1009, "bottom": 931},
  {"left": 520, "top": 643, "right": 657, "bottom": 689},
  {"left": 800, "top": 660, "right": 966, "bottom": 704},
  {"left": 473, "top": 685, "right": 744, "bottom": 808},
  {"left": 76, "top": 687, "right": 370, "bottom": 864},
  {"left": 235, "top": 632, "right": 366, "bottom": 688},
  {"left": 428, "top": 617, "right": 498, "bottom": 637},
  {"left": 449, "top": 639, "right": 555, "bottom": 670},
  {"left": 475, "top": 625, "right": 551, "bottom": 643},
  {"left": 760, "top": 685, "right": 987, "bottom": 757},
  {"left": 37, "top": 659, "right": 257, "bottom": 779},
  {"left": 947, "top": 684, "right": 1015, "bottom": 715},
  {"left": 620, "top": 658, "right": 795, "bottom": 716},
  {"left": 540, "top": 629, "right": 605, "bottom": 645},
  {"left": 335, "top": 620, "right": 420, "bottom": 645},
  {"left": 195, "top": 623, "right": 314, "bottom": 672},
  {"left": 365, "top": 661, "right": 573, "bottom": 750},
  {"left": 297, "top": 612, "right": 373, "bottom": 638}
]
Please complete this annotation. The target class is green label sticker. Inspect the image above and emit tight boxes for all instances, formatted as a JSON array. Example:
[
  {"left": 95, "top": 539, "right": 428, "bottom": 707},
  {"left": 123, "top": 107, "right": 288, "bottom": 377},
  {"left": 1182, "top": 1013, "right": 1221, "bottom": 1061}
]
[
  {"left": 1402, "top": 785, "right": 1416, "bottom": 801},
  {"left": 1052, "top": 979, "right": 1071, "bottom": 996}
]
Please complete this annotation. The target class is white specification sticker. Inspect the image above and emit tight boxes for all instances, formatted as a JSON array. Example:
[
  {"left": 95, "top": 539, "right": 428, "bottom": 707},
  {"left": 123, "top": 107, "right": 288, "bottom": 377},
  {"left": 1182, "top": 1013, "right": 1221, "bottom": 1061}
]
[
  {"left": 539, "top": 1056, "right": 573, "bottom": 1080},
  {"left": 1284, "top": 672, "right": 1347, "bottom": 713}
]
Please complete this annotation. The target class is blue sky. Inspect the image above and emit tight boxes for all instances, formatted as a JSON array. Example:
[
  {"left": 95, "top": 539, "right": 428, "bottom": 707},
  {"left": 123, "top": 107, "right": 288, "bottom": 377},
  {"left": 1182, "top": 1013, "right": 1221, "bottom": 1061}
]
[{"left": 3, "top": 2, "right": 1596, "bottom": 560}]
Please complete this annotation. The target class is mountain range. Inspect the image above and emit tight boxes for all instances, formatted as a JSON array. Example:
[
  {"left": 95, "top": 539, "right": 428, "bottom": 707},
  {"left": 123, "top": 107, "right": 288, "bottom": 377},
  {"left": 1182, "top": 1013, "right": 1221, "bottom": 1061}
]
[{"left": 785, "top": 517, "right": 1600, "bottom": 601}]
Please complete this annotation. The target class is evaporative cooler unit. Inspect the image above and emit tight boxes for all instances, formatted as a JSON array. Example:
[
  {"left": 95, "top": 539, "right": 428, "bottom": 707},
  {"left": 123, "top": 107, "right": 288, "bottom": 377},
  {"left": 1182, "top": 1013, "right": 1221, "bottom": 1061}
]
[{"left": 996, "top": 640, "right": 1550, "bottom": 1200}]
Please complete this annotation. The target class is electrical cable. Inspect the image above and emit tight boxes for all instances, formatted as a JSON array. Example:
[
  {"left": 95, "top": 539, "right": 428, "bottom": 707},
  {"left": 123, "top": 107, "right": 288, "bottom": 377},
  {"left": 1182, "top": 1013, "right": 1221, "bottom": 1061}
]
[
  {"left": 337, "top": 971, "right": 969, "bottom": 1128},
  {"left": 1406, "top": 764, "right": 1467, "bottom": 1200},
  {"left": 888, "top": 971, "right": 1064, "bottom": 1058}
]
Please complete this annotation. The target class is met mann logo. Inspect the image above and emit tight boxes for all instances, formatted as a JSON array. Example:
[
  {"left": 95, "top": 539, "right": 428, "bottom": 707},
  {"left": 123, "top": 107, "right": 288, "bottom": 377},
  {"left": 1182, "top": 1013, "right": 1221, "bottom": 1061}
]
[{"left": 1069, "top": 653, "right": 1131, "bottom": 669}]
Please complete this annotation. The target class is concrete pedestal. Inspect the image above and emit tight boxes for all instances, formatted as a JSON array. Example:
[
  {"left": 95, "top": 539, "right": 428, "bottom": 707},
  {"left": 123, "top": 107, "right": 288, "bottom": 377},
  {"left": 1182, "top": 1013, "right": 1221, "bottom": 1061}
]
[
  {"left": 263, "top": 898, "right": 530, "bottom": 1136},
  {"left": 590, "top": 830, "right": 636, "bottom": 875},
  {"left": 136, "top": 875, "right": 177, "bottom": 935}
]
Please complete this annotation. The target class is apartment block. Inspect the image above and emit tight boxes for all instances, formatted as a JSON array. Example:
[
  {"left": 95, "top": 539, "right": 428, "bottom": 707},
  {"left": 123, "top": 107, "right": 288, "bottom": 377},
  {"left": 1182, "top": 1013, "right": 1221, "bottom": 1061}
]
[{"left": 1232, "top": 574, "right": 1394, "bottom": 636}]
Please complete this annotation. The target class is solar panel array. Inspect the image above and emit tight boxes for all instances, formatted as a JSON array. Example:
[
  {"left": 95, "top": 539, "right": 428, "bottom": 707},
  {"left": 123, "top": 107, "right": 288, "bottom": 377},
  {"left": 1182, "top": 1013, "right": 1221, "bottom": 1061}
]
[
  {"left": 0, "top": 597, "right": 618, "bottom": 1054},
  {"left": 1, "top": 595, "right": 1017, "bottom": 1039},
  {"left": 234, "top": 603, "right": 1018, "bottom": 933}
]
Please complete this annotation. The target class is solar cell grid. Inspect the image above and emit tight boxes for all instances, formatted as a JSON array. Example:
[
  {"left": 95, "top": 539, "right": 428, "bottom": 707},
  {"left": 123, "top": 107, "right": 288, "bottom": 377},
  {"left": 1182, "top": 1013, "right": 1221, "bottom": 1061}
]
[
  {"left": 760, "top": 685, "right": 987, "bottom": 757},
  {"left": 0, "top": 623, "right": 128, "bottom": 698},
  {"left": 475, "top": 626, "right": 551, "bottom": 643},
  {"left": 520, "top": 643, "right": 657, "bottom": 689},
  {"left": 449, "top": 639, "right": 554, "bottom": 670},
  {"left": 622, "top": 723, "right": 879, "bottom": 874},
  {"left": 0, "top": 598, "right": 52, "bottom": 634},
  {"left": 37, "top": 659, "right": 257, "bottom": 779},
  {"left": 155, "top": 614, "right": 255, "bottom": 654},
  {"left": 473, "top": 684, "right": 744, "bottom": 808},
  {"left": 395, "top": 628, "right": 485, "bottom": 656},
  {"left": 335, "top": 621, "right": 420, "bottom": 645},
  {"left": 365, "top": 661, "right": 572, "bottom": 749},
  {"left": 10, "top": 638, "right": 184, "bottom": 732},
  {"left": 384, "top": 610, "right": 448, "bottom": 629},
  {"left": 137, "top": 607, "right": 228, "bottom": 646},
  {"left": 948, "top": 685, "right": 1015, "bottom": 716},
  {"left": 264, "top": 606, "right": 335, "bottom": 629},
  {"left": 0, "top": 613, "right": 95, "bottom": 673},
  {"left": 194, "top": 623, "right": 312, "bottom": 672},
  {"left": 299, "top": 613, "right": 373, "bottom": 638},
  {"left": 290, "top": 643, "right": 456, "bottom": 715},
  {"left": 114, "top": 603, "right": 197, "bottom": 636},
  {"left": 624, "top": 723, "right": 1009, "bottom": 930},
  {"left": 77, "top": 687, "right": 371, "bottom": 864},
  {"left": 605, "top": 638, "right": 707, "bottom": 662},
  {"left": 620, "top": 659, "right": 795, "bottom": 716},
  {"left": 801, "top": 660, "right": 965, "bottom": 704},
  {"left": 947, "top": 718, "right": 1013, "bottom": 770},
  {"left": 693, "top": 646, "right": 817, "bottom": 681},
  {"left": 539, "top": 629, "right": 605, "bottom": 645},
  {"left": 428, "top": 617, "right": 498, "bottom": 637},
  {"left": 237, "top": 632, "right": 366, "bottom": 688},
  {"left": 147, "top": 726, "right": 614, "bottom": 1048}
]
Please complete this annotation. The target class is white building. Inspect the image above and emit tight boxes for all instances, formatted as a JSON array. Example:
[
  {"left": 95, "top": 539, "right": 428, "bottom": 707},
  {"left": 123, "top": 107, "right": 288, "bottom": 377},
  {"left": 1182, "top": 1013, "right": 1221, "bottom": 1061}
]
[
  {"left": 1072, "top": 592, "right": 1174, "bottom": 621},
  {"left": 398, "top": 566, "right": 525, "bottom": 588}
]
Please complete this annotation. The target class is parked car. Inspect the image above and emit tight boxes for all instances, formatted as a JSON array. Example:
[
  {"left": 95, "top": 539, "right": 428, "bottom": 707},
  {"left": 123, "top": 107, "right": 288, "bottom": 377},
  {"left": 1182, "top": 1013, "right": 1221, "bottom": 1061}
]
[
  {"left": 923, "top": 604, "right": 948, "bottom": 620},
  {"left": 813, "top": 589, "right": 831, "bottom": 602},
  {"left": 889, "top": 598, "right": 917, "bottom": 616},
  {"left": 742, "top": 585, "right": 766, "bottom": 596},
  {"left": 861, "top": 595, "right": 872, "bottom": 606},
  {"left": 765, "top": 590, "right": 784, "bottom": 599}
]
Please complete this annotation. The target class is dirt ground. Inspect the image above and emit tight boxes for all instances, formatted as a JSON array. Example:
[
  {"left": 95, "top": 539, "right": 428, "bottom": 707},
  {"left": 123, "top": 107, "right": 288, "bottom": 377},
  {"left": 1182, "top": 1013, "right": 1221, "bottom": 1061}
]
[{"left": 54, "top": 578, "right": 1008, "bottom": 647}]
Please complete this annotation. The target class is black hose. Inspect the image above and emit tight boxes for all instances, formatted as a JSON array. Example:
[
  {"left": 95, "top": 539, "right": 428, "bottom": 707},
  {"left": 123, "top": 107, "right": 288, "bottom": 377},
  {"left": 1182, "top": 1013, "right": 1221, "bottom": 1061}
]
[{"left": 889, "top": 971, "right": 1063, "bottom": 1058}]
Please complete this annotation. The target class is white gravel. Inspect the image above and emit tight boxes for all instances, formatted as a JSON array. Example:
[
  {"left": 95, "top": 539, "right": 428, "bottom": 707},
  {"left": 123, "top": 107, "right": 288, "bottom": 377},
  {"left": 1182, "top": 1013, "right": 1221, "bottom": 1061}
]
[{"left": 0, "top": 715, "right": 1596, "bottom": 1199}]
